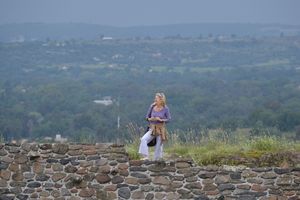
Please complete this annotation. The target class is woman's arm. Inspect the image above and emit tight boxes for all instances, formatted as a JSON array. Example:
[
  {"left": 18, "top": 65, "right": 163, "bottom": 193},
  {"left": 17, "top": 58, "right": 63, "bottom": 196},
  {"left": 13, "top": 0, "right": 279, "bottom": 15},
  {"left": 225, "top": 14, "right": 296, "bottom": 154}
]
[
  {"left": 145, "top": 105, "right": 154, "bottom": 121},
  {"left": 157, "top": 107, "right": 171, "bottom": 123}
]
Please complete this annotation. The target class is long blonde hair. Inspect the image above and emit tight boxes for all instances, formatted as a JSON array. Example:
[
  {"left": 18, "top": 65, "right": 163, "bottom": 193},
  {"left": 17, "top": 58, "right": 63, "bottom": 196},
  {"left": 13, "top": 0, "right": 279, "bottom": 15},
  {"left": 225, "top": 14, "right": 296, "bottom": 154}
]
[{"left": 156, "top": 92, "right": 167, "bottom": 107}]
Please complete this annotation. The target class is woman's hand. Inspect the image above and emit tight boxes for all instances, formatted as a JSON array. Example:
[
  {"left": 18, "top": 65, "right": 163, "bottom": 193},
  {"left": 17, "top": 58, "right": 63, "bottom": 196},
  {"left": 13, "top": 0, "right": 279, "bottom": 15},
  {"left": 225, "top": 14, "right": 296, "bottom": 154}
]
[{"left": 155, "top": 117, "right": 164, "bottom": 122}]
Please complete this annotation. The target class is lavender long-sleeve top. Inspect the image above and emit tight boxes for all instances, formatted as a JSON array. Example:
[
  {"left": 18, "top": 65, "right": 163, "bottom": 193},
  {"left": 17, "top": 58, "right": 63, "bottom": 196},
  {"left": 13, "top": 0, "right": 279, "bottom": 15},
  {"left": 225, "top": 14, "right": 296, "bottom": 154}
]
[{"left": 146, "top": 105, "right": 171, "bottom": 124}]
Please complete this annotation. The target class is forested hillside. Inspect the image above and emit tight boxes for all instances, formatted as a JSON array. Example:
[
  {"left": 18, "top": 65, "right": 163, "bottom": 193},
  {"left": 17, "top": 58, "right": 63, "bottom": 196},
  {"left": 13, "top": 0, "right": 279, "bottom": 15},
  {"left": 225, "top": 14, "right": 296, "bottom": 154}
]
[{"left": 0, "top": 36, "right": 300, "bottom": 142}]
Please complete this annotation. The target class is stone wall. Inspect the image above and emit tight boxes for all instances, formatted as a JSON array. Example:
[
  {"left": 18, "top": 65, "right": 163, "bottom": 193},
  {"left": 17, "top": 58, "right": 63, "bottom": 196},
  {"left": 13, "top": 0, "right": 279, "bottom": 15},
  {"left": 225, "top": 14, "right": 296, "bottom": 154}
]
[{"left": 0, "top": 143, "right": 299, "bottom": 200}]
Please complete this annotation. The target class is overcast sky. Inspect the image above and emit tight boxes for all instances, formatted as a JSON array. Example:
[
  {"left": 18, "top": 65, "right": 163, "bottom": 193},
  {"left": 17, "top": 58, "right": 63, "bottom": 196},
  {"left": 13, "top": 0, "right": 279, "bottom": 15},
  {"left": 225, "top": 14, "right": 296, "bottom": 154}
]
[{"left": 0, "top": 0, "right": 299, "bottom": 26}]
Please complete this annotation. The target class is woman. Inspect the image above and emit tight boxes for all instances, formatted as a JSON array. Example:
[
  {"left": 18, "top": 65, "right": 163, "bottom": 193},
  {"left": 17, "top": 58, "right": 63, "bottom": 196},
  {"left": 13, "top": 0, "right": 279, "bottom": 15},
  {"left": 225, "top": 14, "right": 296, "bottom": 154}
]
[{"left": 138, "top": 92, "right": 171, "bottom": 160}]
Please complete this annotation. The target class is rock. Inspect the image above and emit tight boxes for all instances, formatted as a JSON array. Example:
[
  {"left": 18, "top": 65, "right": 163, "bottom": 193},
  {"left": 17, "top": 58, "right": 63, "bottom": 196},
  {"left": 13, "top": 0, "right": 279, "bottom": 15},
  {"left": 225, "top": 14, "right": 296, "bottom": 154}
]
[
  {"left": 218, "top": 183, "right": 235, "bottom": 191},
  {"left": 252, "top": 167, "right": 272, "bottom": 172},
  {"left": 87, "top": 155, "right": 100, "bottom": 161},
  {"left": 215, "top": 175, "right": 231, "bottom": 184},
  {"left": 184, "top": 182, "right": 203, "bottom": 190},
  {"left": 1, "top": 156, "right": 14, "bottom": 163},
  {"left": 274, "top": 168, "right": 292, "bottom": 174},
  {"left": 52, "top": 173, "right": 66, "bottom": 182},
  {"left": 0, "top": 179, "right": 7, "bottom": 187},
  {"left": 0, "top": 194, "right": 15, "bottom": 200},
  {"left": 148, "top": 162, "right": 167, "bottom": 172},
  {"left": 32, "top": 162, "right": 43, "bottom": 174},
  {"left": 131, "top": 172, "right": 148, "bottom": 178},
  {"left": 61, "top": 188, "right": 71, "bottom": 196},
  {"left": 35, "top": 174, "right": 50, "bottom": 181},
  {"left": 176, "top": 162, "right": 191, "bottom": 168},
  {"left": 52, "top": 163, "right": 63, "bottom": 171},
  {"left": 0, "top": 170, "right": 11, "bottom": 180},
  {"left": 199, "top": 172, "right": 217, "bottom": 179},
  {"left": 194, "top": 195, "right": 210, "bottom": 200},
  {"left": 39, "top": 143, "right": 52, "bottom": 150},
  {"left": 98, "top": 165, "right": 111, "bottom": 174},
  {"left": 118, "top": 187, "right": 131, "bottom": 199},
  {"left": 65, "top": 165, "right": 78, "bottom": 173},
  {"left": 78, "top": 188, "right": 95, "bottom": 197},
  {"left": 27, "top": 182, "right": 41, "bottom": 188},
  {"left": 132, "top": 191, "right": 145, "bottom": 199},
  {"left": 0, "top": 149, "right": 7, "bottom": 156},
  {"left": 277, "top": 177, "right": 293, "bottom": 186},
  {"left": 203, "top": 183, "right": 217, "bottom": 191},
  {"left": 95, "top": 174, "right": 111, "bottom": 184},
  {"left": 230, "top": 172, "right": 241, "bottom": 180},
  {"left": 12, "top": 172, "right": 24, "bottom": 181},
  {"left": 130, "top": 166, "right": 147, "bottom": 171},
  {"left": 153, "top": 176, "right": 170, "bottom": 185},
  {"left": 261, "top": 172, "right": 277, "bottom": 179},
  {"left": 118, "top": 163, "right": 129, "bottom": 170},
  {"left": 53, "top": 144, "right": 69, "bottom": 154},
  {"left": 145, "top": 193, "right": 154, "bottom": 200},
  {"left": 125, "top": 177, "right": 139, "bottom": 185},
  {"left": 60, "top": 158, "right": 71, "bottom": 165},
  {"left": 16, "top": 194, "right": 28, "bottom": 200},
  {"left": 138, "top": 178, "right": 151, "bottom": 184},
  {"left": 111, "top": 176, "right": 124, "bottom": 184},
  {"left": 129, "top": 160, "right": 144, "bottom": 166}
]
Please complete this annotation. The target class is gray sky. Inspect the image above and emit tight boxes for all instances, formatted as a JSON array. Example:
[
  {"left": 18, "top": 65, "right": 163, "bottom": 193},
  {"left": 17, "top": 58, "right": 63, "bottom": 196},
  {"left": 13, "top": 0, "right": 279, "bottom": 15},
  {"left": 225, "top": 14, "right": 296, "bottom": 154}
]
[{"left": 0, "top": 0, "right": 299, "bottom": 26}]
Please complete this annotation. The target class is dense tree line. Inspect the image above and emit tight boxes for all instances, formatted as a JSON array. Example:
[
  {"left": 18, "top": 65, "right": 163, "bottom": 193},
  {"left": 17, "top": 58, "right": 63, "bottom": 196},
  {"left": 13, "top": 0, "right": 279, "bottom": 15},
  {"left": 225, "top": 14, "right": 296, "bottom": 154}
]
[{"left": 0, "top": 37, "right": 300, "bottom": 142}]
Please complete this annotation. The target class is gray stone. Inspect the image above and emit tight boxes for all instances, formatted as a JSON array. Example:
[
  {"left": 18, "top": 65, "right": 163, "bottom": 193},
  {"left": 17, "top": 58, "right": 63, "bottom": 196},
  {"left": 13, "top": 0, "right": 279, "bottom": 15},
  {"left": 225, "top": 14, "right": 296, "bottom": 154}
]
[
  {"left": 65, "top": 165, "right": 78, "bottom": 173},
  {"left": 0, "top": 149, "right": 7, "bottom": 156},
  {"left": 194, "top": 194, "right": 210, "bottom": 200},
  {"left": 218, "top": 183, "right": 235, "bottom": 191},
  {"left": 61, "top": 188, "right": 71, "bottom": 196},
  {"left": 53, "top": 144, "right": 69, "bottom": 154},
  {"left": 39, "top": 143, "right": 52, "bottom": 150},
  {"left": 131, "top": 191, "right": 145, "bottom": 199},
  {"left": 141, "top": 185, "right": 154, "bottom": 192},
  {"left": 52, "top": 173, "right": 67, "bottom": 182},
  {"left": 1, "top": 156, "right": 14, "bottom": 163},
  {"left": 145, "top": 193, "right": 154, "bottom": 200},
  {"left": 46, "top": 158, "right": 58, "bottom": 163},
  {"left": 184, "top": 182, "right": 202, "bottom": 189},
  {"left": 35, "top": 174, "right": 50, "bottom": 181},
  {"left": 274, "top": 167, "right": 292, "bottom": 174},
  {"left": 0, "top": 194, "right": 15, "bottom": 200},
  {"left": 252, "top": 167, "right": 272, "bottom": 172},
  {"left": 118, "top": 187, "right": 131, "bottom": 199},
  {"left": 9, "top": 181, "right": 26, "bottom": 187},
  {"left": 60, "top": 158, "right": 71, "bottom": 165},
  {"left": 95, "top": 159, "right": 108, "bottom": 166},
  {"left": 129, "top": 185, "right": 139, "bottom": 191},
  {"left": 230, "top": 172, "right": 241, "bottom": 179},
  {"left": 111, "top": 176, "right": 124, "bottom": 184},
  {"left": 10, "top": 186, "right": 22, "bottom": 194},
  {"left": 130, "top": 166, "right": 147, "bottom": 171},
  {"left": 16, "top": 194, "right": 28, "bottom": 200},
  {"left": 138, "top": 178, "right": 151, "bottom": 184},
  {"left": 87, "top": 155, "right": 100, "bottom": 161},
  {"left": 27, "top": 182, "right": 41, "bottom": 188},
  {"left": 261, "top": 172, "right": 277, "bottom": 179},
  {"left": 131, "top": 172, "right": 148, "bottom": 178},
  {"left": 199, "top": 172, "right": 217, "bottom": 179}
]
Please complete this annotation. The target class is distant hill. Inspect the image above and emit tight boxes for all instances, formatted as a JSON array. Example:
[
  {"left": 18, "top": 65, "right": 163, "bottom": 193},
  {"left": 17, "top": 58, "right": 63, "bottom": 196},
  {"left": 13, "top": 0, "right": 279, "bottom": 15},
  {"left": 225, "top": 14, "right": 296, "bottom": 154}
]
[{"left": 0, "top": 23, "right": 300, "bottom": 42}]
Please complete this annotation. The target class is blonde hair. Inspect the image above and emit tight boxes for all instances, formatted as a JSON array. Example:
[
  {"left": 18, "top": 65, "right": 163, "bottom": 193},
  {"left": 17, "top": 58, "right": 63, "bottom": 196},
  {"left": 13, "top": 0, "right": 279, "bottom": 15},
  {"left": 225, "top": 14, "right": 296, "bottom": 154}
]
[{"left": 155, "top": 92, "right": 167, "bottom": 107}]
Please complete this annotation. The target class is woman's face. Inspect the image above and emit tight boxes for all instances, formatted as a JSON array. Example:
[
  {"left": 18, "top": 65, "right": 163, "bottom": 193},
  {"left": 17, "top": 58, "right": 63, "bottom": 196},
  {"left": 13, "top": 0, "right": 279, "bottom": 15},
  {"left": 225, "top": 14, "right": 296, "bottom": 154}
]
[{"left": 154, "top": 95, "right": 162, "bottom": 105}]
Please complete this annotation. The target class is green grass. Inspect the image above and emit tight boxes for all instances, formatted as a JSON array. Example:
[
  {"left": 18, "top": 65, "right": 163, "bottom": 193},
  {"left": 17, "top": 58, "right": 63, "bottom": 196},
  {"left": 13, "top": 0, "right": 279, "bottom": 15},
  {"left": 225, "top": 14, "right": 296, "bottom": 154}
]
[{"left": 125, "top": 127, "right": 300, "bottom": 166}]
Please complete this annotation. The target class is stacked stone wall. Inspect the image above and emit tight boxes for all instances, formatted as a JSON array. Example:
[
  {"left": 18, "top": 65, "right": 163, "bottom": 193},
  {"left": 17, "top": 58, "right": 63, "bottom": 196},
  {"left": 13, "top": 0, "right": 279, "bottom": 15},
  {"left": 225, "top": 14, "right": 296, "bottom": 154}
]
[{"left": 0, "top": 143, "right": 299, "bottom": 200}]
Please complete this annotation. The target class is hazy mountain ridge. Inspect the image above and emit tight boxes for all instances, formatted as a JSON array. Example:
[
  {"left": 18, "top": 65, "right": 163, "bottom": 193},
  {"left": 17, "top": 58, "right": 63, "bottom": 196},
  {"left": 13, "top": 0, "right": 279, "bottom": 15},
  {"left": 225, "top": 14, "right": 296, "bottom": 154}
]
[{"left": 1, "top": 23, "right": 300, "bottom": 42}]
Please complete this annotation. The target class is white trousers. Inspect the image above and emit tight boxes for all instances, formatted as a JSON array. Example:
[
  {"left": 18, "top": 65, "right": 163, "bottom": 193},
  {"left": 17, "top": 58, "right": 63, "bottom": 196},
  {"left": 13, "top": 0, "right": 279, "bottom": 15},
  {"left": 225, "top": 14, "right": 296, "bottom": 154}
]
[{"left": 138, "top": 130, "right": 163, "bottom": 160}]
